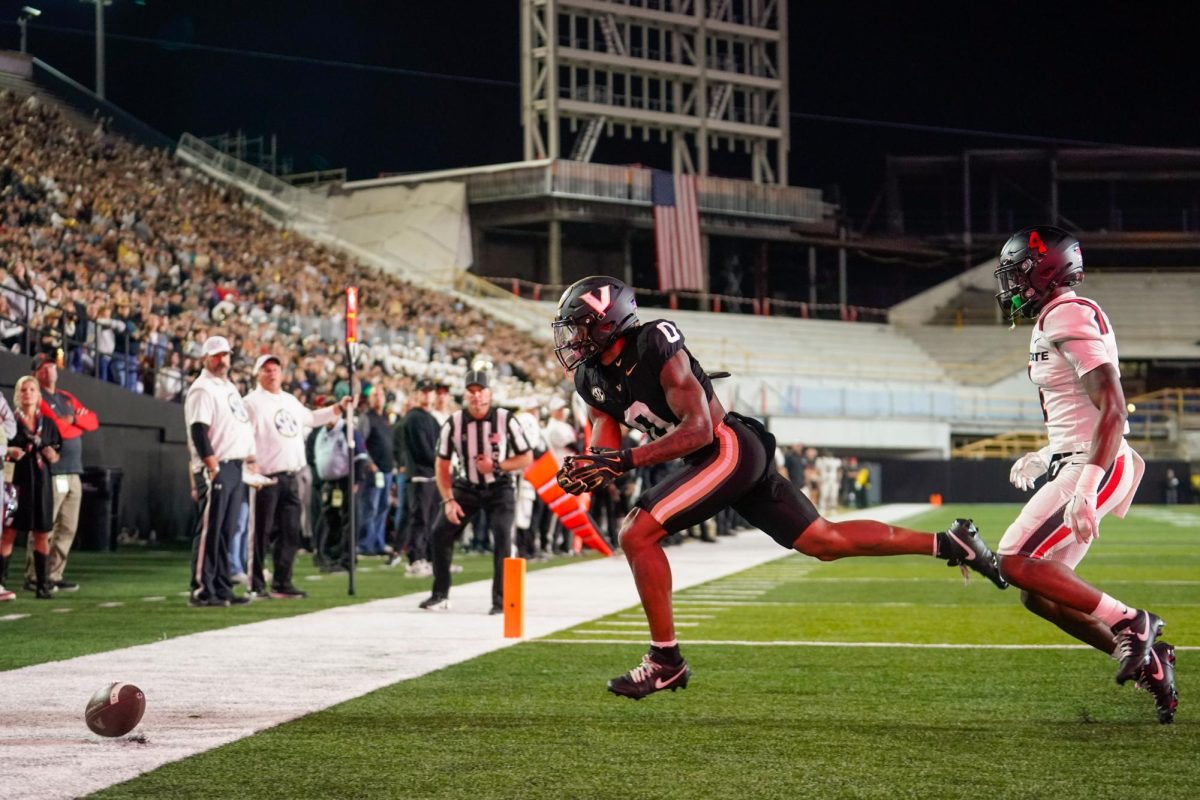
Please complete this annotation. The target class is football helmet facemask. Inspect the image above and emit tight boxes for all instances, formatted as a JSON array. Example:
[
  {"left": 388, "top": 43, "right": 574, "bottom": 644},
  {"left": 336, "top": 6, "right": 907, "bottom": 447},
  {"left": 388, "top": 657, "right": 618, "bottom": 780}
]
[
  {"left": 995, "top": 225, "right": 1084, "bottom": 321},
  {"left": 552, "top": 276, "right": 639, "bottom": 371}
]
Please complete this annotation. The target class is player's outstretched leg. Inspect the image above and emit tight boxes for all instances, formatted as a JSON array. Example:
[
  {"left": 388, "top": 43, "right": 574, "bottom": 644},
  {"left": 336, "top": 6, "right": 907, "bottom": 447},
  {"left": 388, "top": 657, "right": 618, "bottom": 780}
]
[
  {"left": 607, "top": 652, "right": 692, "bottom": 700},
  {"left": 935, "top": 519, "right": 1008, "bottom": 589},
  {"left": 1136, "top": 640, "right": 1178, "bottom": 724},
  {"left": 1112, "top": 608, "right": 1165, "bottom": 685}
]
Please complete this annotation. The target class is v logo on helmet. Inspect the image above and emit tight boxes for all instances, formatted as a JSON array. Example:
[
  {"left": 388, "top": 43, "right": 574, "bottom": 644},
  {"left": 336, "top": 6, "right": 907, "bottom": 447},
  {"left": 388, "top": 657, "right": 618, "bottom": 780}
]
[
  {"left": 1028, "top": 230, "right": 1047, "bottom": 254},
  {"left": 579, "top": 285, "right": 612, "bottom": 317}
]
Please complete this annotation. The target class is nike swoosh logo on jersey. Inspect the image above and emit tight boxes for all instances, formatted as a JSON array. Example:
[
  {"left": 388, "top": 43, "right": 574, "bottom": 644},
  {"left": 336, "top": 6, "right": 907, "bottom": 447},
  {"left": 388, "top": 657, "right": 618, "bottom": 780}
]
[
  {"left": 654, "top": 666, "right": 687, "bottom": 689},
  {"left": 625, "top": 362, "right": 638, "bottom": 376},
  {"left": 947, "top": 531, "right": 975, "bottom": 561}
]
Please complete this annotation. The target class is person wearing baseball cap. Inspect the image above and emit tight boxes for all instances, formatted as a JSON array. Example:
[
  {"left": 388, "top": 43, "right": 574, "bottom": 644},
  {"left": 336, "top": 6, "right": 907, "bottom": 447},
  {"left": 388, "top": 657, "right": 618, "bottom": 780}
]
[
  {"left": 184, "top": 331, "right": 256, "bottom": 607},
  {"left": 419, "top": 369, "right": 533, "bottom": 614},
  {"left": 243, "top": 353, "right": 353, "bottom": 598},
  {"left": 21, "top": 351, "right": 99, "bottom": 595},
  {"left": 390, "top": 377, "right": 440, "bottom": 575}
]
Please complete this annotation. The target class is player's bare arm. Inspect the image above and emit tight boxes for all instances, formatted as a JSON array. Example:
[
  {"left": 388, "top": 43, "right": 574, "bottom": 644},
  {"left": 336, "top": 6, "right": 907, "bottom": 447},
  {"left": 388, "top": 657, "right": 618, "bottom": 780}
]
[
  {"left": 588, "top": 405, "right": 623, "bottom": 451},
  {"left": 624, "top": 350, "right": 716, "bottom": 469},
  {"left": 1078, "top": 362, "right": 1127, "bottom": 469}
]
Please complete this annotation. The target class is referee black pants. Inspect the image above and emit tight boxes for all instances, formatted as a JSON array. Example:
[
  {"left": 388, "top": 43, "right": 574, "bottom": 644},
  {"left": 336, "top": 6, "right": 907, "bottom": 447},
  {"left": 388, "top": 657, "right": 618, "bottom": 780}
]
[
  {"left": 250, "top": 472, "right": 302, "bottom": 592},
  {"left": 430, "top": 481, "right": 515, "bottom": 609},
  {"left": 190, "top": 460, "right": 245, "bottom": 602}
]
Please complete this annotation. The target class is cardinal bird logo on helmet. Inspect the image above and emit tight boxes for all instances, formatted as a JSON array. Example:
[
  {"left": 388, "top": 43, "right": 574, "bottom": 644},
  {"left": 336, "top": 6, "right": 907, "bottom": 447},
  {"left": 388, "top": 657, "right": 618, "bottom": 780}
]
[{"left": 994, "top": 225, "right": 1084, "bottom": 323}]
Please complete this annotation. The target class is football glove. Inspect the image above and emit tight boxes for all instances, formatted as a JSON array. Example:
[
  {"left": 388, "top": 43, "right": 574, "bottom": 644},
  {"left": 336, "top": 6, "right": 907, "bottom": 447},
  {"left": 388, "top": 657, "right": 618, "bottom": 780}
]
[
  {"left": 1065, "top": 463, "right": 1105, "bottom": 544},
  {"left": 1009, "top": 450, "right": 1049, "bottom": 492},
  {"left": 564, "top": 447, "right": 633, "bottom": 491},
  {"left": 556, "top": 465, "right": 588, "bottom": 496}
]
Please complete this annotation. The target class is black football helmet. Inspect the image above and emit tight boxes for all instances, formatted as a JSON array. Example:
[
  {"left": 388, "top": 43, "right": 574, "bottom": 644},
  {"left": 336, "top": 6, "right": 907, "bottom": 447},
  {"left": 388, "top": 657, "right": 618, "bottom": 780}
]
[
  {"left": 995, "top": 225, "right": 1084, "bottom": 321},
  {"left": 552, "top": 276, "right": 639, "bottom": 371}
]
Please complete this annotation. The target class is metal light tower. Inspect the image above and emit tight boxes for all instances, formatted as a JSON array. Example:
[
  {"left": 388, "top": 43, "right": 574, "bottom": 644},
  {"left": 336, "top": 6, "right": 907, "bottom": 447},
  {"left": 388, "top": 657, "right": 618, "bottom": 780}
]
[
  {"left": 521, "top": 0, "right": 790, "bottom": 184},
  {"left": 17, "top": 6, "right": 41, "bottom": 54},
  {"left": 79, "top": 0, "right": 113, "bottom": 99}
]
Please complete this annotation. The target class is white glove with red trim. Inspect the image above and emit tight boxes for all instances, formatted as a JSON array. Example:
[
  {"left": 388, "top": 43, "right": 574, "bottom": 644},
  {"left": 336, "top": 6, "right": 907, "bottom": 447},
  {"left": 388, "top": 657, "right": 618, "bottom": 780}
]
[
  {"left": 1065, "top": 463, "right": 1104, "bottom": 544},
  {"left": 1009, "top": 451, "right": 1049, "bottom": 492}
]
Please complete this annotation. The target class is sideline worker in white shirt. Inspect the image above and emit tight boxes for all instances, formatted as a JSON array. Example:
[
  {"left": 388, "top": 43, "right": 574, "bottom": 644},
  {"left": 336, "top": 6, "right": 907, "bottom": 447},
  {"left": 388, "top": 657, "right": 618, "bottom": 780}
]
[
  {"left": 243, "top": 354, "right": 353, "bottom": 598},
  {"left": 185, "top": 335, "right": 256, "bottom": 607}
]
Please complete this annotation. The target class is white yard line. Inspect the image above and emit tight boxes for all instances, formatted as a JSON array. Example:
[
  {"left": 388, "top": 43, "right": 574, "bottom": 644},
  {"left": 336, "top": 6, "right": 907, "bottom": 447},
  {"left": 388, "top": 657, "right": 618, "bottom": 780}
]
[
  {"left": 0, "top": 503, "right": 927, "bottom": 800},
  {"left": 542, "top": 638, "right": 1200, "bottom": 651}
]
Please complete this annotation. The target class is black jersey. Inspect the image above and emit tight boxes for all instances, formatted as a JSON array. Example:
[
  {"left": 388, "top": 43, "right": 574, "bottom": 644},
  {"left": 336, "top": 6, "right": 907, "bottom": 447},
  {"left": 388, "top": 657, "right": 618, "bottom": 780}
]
[{"left": 574, "top": 319, "right": 713, "bottom": 441}]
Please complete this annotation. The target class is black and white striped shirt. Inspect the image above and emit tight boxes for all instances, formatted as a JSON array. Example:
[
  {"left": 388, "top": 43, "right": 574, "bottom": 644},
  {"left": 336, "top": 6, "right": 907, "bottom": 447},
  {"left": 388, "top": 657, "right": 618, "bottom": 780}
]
[{"left": 437, "top": 406, "right": 531, "bottom": 487}]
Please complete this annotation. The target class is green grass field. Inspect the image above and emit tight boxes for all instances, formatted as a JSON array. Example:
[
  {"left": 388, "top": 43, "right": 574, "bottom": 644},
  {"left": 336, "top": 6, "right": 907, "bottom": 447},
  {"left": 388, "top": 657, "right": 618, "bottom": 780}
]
[{"left": 6, "top": 504, "right": 1198, "bottom": 799}]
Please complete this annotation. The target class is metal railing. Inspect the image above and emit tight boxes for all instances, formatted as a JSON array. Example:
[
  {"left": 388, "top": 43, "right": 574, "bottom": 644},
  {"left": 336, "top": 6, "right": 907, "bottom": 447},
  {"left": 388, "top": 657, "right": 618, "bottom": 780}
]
[
  {"left": 467, "top": 160, "right": 829, "bottom": 222},
  {"left": 0, "top": 284, "right": 174, "bottom": 396},
  {"left": 176, "top": 133, "right": 332, "bottom": 230}
]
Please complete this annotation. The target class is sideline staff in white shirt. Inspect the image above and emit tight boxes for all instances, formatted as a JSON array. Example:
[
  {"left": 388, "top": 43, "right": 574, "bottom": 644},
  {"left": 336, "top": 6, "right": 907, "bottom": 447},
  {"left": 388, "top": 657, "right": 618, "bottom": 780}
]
[
  {"left": 243, "top": 354, "right": 353, "bottom": 598},
  {"left": 185, "top": 335, "right": 256, "bottom": 607}
]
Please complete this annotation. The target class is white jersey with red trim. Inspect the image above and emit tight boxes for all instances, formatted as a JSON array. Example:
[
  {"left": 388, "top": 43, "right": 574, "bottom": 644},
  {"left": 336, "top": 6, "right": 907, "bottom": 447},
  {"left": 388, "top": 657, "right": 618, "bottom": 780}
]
[{"left": 1028, "top": 291, "right": 1128, "bottom": 452}]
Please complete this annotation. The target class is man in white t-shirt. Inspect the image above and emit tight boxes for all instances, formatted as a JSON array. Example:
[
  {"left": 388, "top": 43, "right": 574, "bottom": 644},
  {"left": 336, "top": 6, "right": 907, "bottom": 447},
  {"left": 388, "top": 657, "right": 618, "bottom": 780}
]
[
  {"left": 994, "top": 225, "right": 1175, "bottom": 723},
  {"left": 814, "top": 450, "right": 842, "bottom": 516},
  {"left": 243, "top": 354, "right": 353, "bottom": 598},
  {"left": 184, "top": 335, "right": 256, "bottom": 607}
]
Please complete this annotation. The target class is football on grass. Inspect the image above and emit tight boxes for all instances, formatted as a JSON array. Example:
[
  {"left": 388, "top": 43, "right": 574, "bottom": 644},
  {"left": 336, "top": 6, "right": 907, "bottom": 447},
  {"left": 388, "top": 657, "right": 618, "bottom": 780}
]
[{"left": 84, "top": 682, "right": 146, "bottom": 737}]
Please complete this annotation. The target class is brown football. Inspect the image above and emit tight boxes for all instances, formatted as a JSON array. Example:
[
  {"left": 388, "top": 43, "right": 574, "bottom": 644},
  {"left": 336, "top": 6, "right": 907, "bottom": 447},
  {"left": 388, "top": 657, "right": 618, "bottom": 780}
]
[{"left": 84, "top": 682, "right": 146, "bottom": 737}]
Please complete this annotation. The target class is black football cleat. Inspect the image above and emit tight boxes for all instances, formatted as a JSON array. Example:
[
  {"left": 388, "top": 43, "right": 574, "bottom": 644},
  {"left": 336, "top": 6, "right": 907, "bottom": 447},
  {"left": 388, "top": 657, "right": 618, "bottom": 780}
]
[
  {"left": 1136, "top": 640, "right": 1178, "bottom": 724},
  {"left": 939, "top": 519, "right": 1007, "bottom": 590},
  {"left": 1113, "top": 609, "right": 1165, "bottom": 686},
  {"left": 607, "top": 653, "right": 691, "bottom": 700}
]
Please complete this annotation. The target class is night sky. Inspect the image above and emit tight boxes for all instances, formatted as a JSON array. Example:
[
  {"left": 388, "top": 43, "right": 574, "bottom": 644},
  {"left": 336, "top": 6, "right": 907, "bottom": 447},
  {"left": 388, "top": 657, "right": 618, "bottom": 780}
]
[{"left": 4, "top": 1, "right": 1196, "bottom": 222}]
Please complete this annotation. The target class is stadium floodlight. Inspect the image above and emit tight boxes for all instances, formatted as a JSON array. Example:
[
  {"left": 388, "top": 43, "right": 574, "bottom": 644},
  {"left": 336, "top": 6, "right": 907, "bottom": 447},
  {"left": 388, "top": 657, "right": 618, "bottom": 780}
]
[
  {"left": 17, "top": 6, "right": 41, "bottom": 54},
  {"left": 79, "top": 0, "right": 113, "bottom": 99}
]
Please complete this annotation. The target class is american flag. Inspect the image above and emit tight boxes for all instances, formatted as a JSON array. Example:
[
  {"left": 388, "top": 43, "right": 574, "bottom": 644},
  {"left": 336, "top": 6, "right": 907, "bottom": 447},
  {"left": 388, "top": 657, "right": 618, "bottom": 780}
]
[{"left": 651, "top": 170, "right": 704, "bottom": 292}]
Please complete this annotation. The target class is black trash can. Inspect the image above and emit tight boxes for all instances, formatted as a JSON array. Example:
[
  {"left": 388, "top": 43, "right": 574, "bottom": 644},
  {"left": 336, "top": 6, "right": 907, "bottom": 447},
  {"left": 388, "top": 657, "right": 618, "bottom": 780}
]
[{"left": 77, "top": 466, "right": 124, "bottom": 551}]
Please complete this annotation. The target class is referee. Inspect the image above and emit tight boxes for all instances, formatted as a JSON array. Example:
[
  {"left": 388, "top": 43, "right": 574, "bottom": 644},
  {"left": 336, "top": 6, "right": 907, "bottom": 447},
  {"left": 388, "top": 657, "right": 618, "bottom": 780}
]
[
  {"left": 185, "top": 335, "right": 256, "bottom": 607},
  {"left": 243, "top": 354, "right": 353, "bottom": 598},
  {"left": 419, "top": 370, "right": 532, "bottom": 613}
]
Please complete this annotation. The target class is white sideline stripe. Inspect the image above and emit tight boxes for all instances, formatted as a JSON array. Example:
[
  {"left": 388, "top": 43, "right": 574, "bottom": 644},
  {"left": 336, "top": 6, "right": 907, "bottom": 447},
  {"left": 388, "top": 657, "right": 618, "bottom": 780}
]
[
  {"left": 0, "top": 503, "right": 928, "bottom": 800},
  {"left": 591, "top": 621, "right": 699, "bottom": 628},
  {"left": 143, "top": 596, "right": 166, "bottom": 602},
  {"left": 1, "top": 613, "right": 30, "bottom": 622},
  {"left": 51, "top": 608, "right": 72, "bottom": 614},
  {"left": 540, "top": 639, "right": 1200, "bottom": 651},
  {"left": 97, "top": 602, "right": 125, "bottom": 608}
]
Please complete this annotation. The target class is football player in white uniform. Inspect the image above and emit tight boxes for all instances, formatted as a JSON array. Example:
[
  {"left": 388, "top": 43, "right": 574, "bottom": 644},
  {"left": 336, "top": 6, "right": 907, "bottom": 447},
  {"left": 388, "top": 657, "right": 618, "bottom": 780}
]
[{"left": 994, "top": 225, "right": 1176, "bottom": 723}]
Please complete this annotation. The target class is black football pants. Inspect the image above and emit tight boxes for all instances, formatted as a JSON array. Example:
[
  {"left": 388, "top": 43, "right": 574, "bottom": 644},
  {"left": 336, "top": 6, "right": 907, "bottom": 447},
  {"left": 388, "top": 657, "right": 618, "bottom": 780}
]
[{"left": 430, "top": 481, "right": 515, "bottom": 608}]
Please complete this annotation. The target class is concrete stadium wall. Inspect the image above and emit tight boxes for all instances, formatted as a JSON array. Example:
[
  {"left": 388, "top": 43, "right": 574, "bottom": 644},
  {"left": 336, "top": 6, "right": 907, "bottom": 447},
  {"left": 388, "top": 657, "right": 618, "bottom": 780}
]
[
  {"left": 0, "top": 352, "right": 193, "bottom": 545},
  {"left": 875, "top": 458, "right": 1191, "bottom": 505}
]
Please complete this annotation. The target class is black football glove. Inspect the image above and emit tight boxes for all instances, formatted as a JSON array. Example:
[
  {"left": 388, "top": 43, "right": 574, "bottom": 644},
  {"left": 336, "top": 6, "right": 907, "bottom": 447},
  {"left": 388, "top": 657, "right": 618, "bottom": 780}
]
[
  {"left": 564, "top": 447, "right": 633, "bottom": 491},
  {"left": 556, "top": 465, "right": 588, "bottom": 496}
]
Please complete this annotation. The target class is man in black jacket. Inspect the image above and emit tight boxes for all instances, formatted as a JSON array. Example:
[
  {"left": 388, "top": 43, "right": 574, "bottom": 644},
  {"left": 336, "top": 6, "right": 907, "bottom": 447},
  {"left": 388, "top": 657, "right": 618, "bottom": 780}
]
[{"left": 390, "top": 380, "right": 441, "bottom": 576}]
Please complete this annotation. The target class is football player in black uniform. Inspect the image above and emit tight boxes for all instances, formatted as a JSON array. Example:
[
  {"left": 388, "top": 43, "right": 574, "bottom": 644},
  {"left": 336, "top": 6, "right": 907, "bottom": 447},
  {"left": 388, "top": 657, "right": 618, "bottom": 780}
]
[{"left": 552, "top": 276, "right": 1007, "bottom": 700}]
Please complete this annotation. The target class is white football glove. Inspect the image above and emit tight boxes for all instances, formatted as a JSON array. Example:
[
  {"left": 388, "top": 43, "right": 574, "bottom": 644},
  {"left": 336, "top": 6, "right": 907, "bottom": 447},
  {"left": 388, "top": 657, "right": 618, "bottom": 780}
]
[
  {"left": 1065, "top": 463, "right": 1105, "bottom": 544},
  {"left": 1009, "top": 451, "right": 1049, "bottom": 492}
]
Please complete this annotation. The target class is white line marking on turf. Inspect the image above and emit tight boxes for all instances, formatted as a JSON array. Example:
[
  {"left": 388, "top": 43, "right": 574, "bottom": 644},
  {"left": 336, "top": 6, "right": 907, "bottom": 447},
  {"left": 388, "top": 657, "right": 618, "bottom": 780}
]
[
  {"left": 143, "top": 597, "right": 166, "bottom": 602},
  {"left": 51, "top": 608, "right": 72, "bottom": 613},
  {"left": 1, "top": 614, "right": 30, "bottom": 622},
  {"left": 539, "top": 638, "right": 1200, "bottom": 651},
  {"left": 0, "top": 502, "right": 930, "bottom": 800},
  {"left": 97, "top": 602, "right": 124, "bottom": 608},
  {"left": 592, "top": 621, "right": 699, "bottom": 627}
]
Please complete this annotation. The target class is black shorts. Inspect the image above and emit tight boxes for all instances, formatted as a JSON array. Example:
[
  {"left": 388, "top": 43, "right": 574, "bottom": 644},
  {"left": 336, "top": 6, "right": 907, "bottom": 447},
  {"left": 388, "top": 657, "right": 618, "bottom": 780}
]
[{"left": 635, "top": 412, "right": 819, "bottom": 548}]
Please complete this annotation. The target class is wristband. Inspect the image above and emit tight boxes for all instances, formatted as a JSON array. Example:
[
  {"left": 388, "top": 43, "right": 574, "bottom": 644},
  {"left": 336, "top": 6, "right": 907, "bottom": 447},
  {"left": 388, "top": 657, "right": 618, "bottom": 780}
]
[
  {"left": 442, "top": 497, "right": 454, "bottom": 505},
  {"left": 1075, "top": 463, "right": 1105, "bottom": 496}
]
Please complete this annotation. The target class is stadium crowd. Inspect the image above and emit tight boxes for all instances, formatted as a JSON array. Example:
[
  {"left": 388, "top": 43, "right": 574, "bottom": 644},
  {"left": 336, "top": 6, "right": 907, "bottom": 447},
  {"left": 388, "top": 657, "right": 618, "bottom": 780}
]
[{"left": 0, "top": 88, "right": 556, "bottom": 406}]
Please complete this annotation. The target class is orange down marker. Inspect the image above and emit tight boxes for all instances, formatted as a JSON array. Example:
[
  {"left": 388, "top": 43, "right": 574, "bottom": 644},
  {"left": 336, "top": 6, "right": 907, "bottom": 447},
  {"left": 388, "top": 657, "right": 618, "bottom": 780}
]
[{"left": 502, "top": 557, "right": 526, "bottom": 638}]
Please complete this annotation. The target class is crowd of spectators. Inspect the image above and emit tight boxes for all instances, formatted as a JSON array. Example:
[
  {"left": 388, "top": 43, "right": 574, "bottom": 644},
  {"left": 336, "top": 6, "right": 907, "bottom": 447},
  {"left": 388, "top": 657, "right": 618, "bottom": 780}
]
[{"left": 0, "top": 89, "right": 558, "bottom": 407}]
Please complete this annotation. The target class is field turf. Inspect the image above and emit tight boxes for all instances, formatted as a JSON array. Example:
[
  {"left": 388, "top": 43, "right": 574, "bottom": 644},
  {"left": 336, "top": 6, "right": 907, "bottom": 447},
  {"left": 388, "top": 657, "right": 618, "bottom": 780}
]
[{"left": 5, "top": 504, "right": 1197, "bottom": 799}]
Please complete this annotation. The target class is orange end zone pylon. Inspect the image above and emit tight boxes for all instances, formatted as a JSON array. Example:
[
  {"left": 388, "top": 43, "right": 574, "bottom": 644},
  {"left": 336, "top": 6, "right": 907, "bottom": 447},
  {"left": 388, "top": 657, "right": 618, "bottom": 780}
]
[
  {"left": 523, "top": 452, "right": 614, "bottom": 557},
  {"left": 502, "top": 557, "right": 525, "bottom": 638}
]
